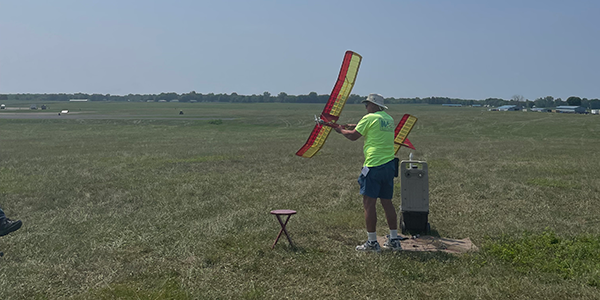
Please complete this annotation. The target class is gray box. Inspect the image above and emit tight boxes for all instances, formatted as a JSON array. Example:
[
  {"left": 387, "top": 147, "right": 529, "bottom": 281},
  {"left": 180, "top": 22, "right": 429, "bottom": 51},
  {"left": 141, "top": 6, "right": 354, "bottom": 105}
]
[
  {"left": 399, "top": 160, "right": 430, "bottom": 233},
  {"left": 400, "top": 160, "right": 428, "bottom": 212}
]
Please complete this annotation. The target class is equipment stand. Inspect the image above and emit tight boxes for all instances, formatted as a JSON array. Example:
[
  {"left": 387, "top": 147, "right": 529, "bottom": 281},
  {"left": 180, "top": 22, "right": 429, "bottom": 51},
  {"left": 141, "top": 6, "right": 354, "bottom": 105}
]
[{"left": 270, "top": 210, "right": 297, "bottom": 249}]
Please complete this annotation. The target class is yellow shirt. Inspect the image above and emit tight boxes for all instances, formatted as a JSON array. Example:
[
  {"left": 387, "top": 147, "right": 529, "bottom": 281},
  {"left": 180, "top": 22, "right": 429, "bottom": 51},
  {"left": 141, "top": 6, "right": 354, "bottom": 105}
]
[{"left": 355, "top": 111, "right": 395, "bottom": 167}]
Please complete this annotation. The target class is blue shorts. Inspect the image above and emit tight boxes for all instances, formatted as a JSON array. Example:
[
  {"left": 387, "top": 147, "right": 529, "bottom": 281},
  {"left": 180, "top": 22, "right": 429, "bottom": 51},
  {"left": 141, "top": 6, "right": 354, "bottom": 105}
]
[{"left": 357, "top": 159, "right": 395, "bottom": 199}]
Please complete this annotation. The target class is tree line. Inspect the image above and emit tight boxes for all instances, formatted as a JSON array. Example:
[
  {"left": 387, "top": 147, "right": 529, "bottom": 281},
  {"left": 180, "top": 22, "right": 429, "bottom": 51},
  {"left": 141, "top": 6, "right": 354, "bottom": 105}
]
[{"left": 1, "top": 92, "right": 599, "bottom": 108}]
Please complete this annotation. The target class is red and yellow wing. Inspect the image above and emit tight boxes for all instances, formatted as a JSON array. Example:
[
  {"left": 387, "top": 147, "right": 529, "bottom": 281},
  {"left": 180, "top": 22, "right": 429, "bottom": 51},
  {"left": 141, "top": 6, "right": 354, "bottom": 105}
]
[
  {"left": 393, "top": 114, "right": 417, "bottom": 155},
  {"left": 296, "top": 51, "right": 362, "bottom": 158}
]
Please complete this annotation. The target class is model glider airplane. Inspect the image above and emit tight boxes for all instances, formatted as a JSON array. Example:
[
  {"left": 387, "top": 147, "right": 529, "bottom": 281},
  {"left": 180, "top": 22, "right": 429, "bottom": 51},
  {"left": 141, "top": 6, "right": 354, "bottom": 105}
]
[{"left": 295, "top": 51, "right": 418, "bottom": 158}]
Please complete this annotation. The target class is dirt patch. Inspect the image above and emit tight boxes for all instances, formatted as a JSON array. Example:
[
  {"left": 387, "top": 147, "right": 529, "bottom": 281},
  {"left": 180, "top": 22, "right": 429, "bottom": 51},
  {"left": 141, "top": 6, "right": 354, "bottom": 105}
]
[{"left": 377, "top": 235, "right": 478, "bottom": 254}]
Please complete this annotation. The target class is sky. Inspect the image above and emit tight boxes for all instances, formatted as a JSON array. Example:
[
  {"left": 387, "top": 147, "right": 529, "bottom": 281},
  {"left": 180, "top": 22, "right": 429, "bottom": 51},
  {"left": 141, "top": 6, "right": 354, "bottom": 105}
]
[{"left": 1, "top": 0, "right": 599, "bottom": 100}]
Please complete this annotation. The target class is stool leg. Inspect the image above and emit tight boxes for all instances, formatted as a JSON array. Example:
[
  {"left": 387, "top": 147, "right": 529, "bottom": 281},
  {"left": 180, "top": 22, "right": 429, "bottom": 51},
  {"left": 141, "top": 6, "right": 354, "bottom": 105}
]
[
  {"left": 280, "top": 215, "right": 294, "bottom": 248},
  {"left": 272, "top": 215, "right": 285, "bottom": 249},
  {"left": 272, "top": 215, "right": 294, "bottom": 249}
]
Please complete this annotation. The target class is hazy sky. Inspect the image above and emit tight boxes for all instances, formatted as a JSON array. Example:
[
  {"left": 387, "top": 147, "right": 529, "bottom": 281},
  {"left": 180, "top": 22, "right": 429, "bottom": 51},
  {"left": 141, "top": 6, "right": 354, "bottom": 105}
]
[{"left": 1, "top": 0, "right": 598, "bottom": 100}]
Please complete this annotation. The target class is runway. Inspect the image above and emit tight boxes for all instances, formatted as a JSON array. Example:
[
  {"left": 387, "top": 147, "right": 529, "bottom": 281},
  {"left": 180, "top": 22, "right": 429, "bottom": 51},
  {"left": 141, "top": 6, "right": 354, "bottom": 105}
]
[{"left": 0, "top": 112, "right": 233, "bottom": 120}]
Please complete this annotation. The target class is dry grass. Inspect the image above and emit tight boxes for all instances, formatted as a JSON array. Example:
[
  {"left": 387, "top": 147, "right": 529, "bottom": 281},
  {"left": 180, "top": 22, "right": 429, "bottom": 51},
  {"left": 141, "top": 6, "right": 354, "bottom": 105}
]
[{"left": 0, "top": 103, "right": 599, "bottom": 299}]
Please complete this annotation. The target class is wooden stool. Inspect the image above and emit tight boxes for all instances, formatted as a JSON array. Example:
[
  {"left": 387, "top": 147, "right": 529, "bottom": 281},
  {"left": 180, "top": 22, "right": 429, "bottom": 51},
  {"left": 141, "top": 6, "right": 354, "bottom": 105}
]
[{"left": 270, "top": 210, "right": 296, "bottom": 249}]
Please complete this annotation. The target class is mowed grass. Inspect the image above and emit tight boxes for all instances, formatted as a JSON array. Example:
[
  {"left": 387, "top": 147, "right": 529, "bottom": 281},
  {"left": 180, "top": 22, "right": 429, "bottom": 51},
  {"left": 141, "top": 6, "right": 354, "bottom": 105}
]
[{"left": 1, "top": 103, "right": 599, "bottom": 299}]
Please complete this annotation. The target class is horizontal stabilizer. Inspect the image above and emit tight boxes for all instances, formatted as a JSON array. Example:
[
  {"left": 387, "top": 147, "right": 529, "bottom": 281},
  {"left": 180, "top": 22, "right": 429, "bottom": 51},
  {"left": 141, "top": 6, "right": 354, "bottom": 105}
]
[{"left": 393, "top": 114, "right": 417, "bottom": 155}]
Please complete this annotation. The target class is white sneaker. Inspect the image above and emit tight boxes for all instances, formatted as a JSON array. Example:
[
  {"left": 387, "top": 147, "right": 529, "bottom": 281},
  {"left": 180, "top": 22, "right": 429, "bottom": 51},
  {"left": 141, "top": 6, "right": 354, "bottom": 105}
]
[
  {"left": 383, "top": 236, "right": 402, "bottom": 251},
  {"left": 356, "top": 240, "right": 381, "bottom": 253}
]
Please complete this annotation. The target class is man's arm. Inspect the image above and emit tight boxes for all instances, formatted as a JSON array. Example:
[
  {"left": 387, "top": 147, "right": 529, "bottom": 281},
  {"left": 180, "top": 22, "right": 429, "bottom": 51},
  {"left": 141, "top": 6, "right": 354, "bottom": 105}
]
[{"left": 334, "top": 126, "right": 362, "bottom": 141}]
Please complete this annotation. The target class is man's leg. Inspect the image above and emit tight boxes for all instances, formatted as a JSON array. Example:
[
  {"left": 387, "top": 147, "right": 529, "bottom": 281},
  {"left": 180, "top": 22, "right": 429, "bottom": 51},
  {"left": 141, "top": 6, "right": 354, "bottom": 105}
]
[
  {"left": 356, "top": 195, "right": 381, "bottom": 252},
  {"left": 363, "top": 195, "right": 378, "bottom": 232},
  {"left": 380, "top": 198, "right": 397, "bottom": 230},
  {"left": 381, "top": 198, "right": 402, "bottom": 251}
]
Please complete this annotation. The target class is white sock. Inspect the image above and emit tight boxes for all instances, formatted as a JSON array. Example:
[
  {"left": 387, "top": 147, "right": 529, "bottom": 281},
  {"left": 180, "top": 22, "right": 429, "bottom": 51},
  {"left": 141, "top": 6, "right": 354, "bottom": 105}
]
[
  {"left": 368, "top": 232, "right": 377, "bottom": 242},
  {"left": 390, "top": 229, "right": 398, "bottom": 239}
]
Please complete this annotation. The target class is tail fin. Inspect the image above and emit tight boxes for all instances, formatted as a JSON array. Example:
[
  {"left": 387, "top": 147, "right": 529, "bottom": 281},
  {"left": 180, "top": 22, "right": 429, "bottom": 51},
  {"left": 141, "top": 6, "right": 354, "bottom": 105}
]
[
  {"left": 393, "top": 114, "right": 417, "bottom": 155},
  {"left": 401, "top": 138, "right": 415, "bottom": 150}
]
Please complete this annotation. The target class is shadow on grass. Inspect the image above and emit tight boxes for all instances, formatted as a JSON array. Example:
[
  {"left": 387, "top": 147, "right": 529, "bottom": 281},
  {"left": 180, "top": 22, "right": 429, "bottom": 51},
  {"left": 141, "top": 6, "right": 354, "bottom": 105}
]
[
  {"left": 396, "top": 249, "right": 458, "bottom": 263},
  {"left": 270, "top": 244, "right": 305, "bottom": 253},
  {"left": 402, "top": 227, "right": 442, "bottom": 238},
  {"left": 271, "top": 241, "right": 459, "bottom": 264}
]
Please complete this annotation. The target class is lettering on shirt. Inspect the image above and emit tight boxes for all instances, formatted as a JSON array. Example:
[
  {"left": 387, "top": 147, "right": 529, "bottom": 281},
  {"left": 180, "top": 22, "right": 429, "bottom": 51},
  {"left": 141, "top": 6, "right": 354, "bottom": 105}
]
[{"left": 380, "top": 119, "right": 394, "bottom": 132}]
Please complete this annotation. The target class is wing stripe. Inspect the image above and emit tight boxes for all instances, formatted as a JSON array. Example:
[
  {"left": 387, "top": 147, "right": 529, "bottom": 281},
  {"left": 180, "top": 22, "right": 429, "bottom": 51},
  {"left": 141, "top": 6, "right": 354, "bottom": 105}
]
[
  {"left": 323, "top": 51, "right": 353, "bottom": 115},
  {"left": 329, "top": 53, "right": 362, "bottom": 117}
]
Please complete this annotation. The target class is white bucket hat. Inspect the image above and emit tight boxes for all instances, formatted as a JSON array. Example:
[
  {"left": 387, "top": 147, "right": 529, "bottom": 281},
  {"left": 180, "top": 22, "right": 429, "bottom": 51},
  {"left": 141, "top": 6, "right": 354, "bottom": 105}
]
[{"left": 362, "top": 93, "right": 388, "bottom": 110}]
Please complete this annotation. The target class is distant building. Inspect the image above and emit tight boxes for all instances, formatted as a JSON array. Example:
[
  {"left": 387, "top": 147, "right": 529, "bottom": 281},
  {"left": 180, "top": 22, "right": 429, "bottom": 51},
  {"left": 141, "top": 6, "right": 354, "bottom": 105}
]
[
  {"left": 30, "top": 104, "right": 37, "bottom": 110},
  {"left": 69, "top": 99, "right": 88, "bottom": 102},
  {"left": 472, "top": 104, "right": 482, "bottom": 107},
  {"left": 170, "top": 100, "right": 179, "bottom": 102},
  {"left": 531, "top": 108, "right": 551, "bottom": 112},
  {"left": 158, "top": 100, "right": 167, "bottom": 102},
  {"left": 497, "top": 105, "right": 520, "bottom": 111},
  {"left": 0, "top": 104, "right": 5, "bottom": 109},
  {"left": 555, "top": 106, "right": 586, "bottom": 114}
]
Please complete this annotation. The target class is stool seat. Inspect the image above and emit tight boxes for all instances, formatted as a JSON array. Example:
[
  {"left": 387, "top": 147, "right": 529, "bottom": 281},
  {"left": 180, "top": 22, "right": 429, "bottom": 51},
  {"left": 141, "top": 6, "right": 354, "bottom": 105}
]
[
  {"left": 270, "top": 209, "right": 297, "bottom": 215},
  {"left": 270, "top": 209, "right": 297, "bottom": 249}
]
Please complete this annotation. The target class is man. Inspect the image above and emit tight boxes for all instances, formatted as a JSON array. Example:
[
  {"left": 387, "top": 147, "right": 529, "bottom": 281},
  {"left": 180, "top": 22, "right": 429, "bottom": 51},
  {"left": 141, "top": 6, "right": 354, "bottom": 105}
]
[
  {"left": 334, "top": 93, "right": 402, "bottom": 252},
  {"left": 0, "top": 207, "right": 22, "bottom": 237}
]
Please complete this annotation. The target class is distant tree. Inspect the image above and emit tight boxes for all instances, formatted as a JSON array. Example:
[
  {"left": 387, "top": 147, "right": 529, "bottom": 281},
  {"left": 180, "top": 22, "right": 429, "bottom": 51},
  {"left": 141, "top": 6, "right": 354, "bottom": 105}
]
[
  {"left": 126, "top": 94, "right": 143, "bottom": 102},
  {"left": 228, "top": 92, "right": 239, "bottom": 103},
  {"left": 534, "top": 96, "right": 554, "bottom": 108},
  {"left": 285, "top": 94, "right": 296, "bottom": 103},
  {"left": 73, "top": 92, "right": 90, "bottom": 99},
  {"left": 87, "top": 94, "right": 103, "bottom": 101},
  {"left": 589, "top": 99, "right": 600, "bottom": 109},
  {"left": 581, "top": 98, "right": 589, "bottom": 108},
  {"left": 262, "top": 91, "right": 272, "bottom": 102},
  {"left": 157, "top": 92, "right": 178, "bottom": 101},
  {"left": 180, "top": 91, "right": 199, "bottom": 102},
  {"left": 532, "top": 96, "right": 551, "bottom": 107},
  {"left": 566, "top": 96, "right": 582, "bottom": 106},
  {"left": 510, "top": 95, "right": 525, "bottom": 107},
  {"left": 553, "top": 98, "right": 564, "bottom": 107},
  {"left": 216, "top": 93, "right": 227, "bottom": 102},
  {"left": 348, "top": 94, "right": 365, "bottom": 104},
  {"left": 248, "top": 94, "right": 260, "bottom": 103},
  {"left": 277, "top": 92, "right": 288, "bottom": 103},
  {"left": 308, "top": 92, "right": 318, "bottom": 103},
  {"left": 511, "top": 95, "right": 524, "bottom": 103},
  {"left": 484, "top": 98, "right": 508, "bottom": 107}
]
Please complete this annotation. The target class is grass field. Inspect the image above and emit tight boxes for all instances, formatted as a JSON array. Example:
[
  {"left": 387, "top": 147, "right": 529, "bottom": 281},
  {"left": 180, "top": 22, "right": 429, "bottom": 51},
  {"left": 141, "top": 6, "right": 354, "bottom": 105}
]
[{"left": 1, "top": 102, "right": 599, "bottom": 299}]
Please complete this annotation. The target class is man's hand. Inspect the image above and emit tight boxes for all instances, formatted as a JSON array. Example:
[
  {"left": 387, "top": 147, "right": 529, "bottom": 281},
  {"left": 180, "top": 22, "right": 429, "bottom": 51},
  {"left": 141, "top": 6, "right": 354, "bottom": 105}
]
[{"left": 334, "top": 127, "right": 362, "bottom": 141}]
